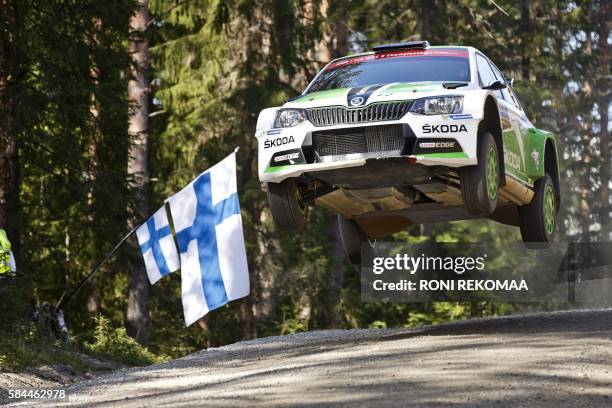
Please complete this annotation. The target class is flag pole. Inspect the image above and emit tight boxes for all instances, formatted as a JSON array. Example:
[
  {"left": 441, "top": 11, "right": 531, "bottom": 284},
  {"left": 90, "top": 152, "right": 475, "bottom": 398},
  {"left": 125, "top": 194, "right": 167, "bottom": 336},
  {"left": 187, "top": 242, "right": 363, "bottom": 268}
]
[
  {"left": 55, "top": 223, "right": 141, "bottom": 310},
  {"left": 55, "top": 147, "right": 241, "bottom": 311}
]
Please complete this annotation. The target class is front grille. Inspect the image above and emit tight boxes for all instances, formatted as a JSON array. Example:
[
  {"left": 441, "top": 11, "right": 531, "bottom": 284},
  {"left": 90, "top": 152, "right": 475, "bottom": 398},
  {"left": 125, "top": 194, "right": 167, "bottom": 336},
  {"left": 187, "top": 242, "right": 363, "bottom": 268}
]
[
  {"left": 306, "top": 101, "right": 411, "bottom": 127},
  {"left": 312, "top": 124, "right": 405, "bottom": 157}
]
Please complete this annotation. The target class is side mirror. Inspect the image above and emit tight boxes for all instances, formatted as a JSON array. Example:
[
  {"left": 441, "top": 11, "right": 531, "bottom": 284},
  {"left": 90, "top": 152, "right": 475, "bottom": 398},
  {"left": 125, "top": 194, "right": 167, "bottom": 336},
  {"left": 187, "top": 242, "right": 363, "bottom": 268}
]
[
  {"left": 505, "top": 78, "right": 515, "bottom": 87},
  {"left": 482, "top": 79, "right": 507, "bottom": 90}
]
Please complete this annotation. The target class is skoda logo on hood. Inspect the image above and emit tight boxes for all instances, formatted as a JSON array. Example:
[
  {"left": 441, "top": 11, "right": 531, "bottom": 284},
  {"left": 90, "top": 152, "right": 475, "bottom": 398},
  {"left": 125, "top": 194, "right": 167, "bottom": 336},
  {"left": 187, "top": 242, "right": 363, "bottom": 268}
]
[{"left": 349, "top": 96, "right": 365, "bottom": 106}]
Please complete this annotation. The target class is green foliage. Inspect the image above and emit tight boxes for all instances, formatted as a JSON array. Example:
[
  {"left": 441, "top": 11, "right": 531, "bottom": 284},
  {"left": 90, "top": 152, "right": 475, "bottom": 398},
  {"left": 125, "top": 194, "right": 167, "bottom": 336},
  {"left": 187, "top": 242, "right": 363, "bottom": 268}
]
[
  {"left": 85, "top": 315, "right": 168, "bottom": 366},
  {"left": 279, "top": 318, "right": 308, "bottom": 335},
  {"left": 0, "top": 315, "right": 168, "bottom": 372},
  {"left": 406, "top": 303, "right": 470, "bottom": 327}
]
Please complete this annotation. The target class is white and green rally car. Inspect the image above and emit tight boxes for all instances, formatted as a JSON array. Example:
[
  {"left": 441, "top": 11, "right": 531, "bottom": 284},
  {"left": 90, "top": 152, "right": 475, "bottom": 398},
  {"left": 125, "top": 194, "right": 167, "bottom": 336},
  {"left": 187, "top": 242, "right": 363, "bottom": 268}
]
[{"left": 256, "top": 41, "right": 560, "bottom": 262}]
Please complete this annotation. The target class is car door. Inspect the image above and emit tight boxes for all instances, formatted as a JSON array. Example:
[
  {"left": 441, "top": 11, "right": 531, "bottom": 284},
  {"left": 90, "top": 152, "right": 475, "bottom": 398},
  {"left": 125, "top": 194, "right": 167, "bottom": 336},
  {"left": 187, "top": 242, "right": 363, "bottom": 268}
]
[
  {"left": 476, "top": 53, "right": 527, "bottom": 182},
  {"left": 487, "top": 59, "right": 532, "bottom": 183}
]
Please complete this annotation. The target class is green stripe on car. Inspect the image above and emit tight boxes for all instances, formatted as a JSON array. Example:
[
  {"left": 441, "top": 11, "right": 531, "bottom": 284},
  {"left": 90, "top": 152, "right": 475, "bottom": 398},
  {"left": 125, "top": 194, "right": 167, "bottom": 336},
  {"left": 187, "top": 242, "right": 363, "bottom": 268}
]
[{"left": 416, "top": 152, "right": 469, "bottom": 159}]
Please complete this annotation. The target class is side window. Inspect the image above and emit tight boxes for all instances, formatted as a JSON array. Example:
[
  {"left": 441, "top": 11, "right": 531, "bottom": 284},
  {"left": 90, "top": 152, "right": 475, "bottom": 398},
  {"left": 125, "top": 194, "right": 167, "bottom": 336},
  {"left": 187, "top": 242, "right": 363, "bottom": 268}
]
[
  {"left": 489, "top": 61, "right": 520, "bottom": 108},
  {"left": 476, "top": 54, "right": 502, "bottom": 99}
]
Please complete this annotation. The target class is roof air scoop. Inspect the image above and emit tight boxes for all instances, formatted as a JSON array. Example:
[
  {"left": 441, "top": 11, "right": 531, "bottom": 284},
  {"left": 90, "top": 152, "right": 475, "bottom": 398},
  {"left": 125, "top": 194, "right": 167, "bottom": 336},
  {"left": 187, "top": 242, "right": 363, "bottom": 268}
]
[{"left": 373, "top": 41, "right": 430, "bottom": 52}]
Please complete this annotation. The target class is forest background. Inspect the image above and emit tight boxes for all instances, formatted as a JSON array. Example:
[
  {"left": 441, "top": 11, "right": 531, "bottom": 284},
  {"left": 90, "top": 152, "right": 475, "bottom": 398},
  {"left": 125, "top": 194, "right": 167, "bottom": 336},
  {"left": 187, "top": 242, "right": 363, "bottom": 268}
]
[{"left": 0, "top": 0, "right": 609, "bottom": 365}]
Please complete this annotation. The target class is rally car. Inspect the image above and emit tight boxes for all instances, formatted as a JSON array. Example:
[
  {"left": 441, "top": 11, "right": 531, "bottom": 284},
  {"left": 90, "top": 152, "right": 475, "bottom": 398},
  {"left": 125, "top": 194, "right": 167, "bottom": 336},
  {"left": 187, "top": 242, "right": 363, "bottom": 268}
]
[{"left": 255, "top": 41, "right": 560, "bottom": 262}]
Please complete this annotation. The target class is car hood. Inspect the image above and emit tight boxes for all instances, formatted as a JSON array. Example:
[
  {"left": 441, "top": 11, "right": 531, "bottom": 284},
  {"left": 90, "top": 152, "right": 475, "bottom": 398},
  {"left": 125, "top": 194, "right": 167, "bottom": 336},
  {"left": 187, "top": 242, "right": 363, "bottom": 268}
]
[{"left": 285, "top": 82, "right": 453, "bottom": 109}]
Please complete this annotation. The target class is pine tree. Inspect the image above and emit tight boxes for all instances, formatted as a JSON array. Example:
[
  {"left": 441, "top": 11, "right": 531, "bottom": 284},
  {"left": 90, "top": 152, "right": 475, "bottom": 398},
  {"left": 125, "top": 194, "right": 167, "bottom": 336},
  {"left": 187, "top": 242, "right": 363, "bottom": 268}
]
[
  {"left": 127, "top": 0, "right": 152, "bottom": 344},
  {"left": 0, "top": 0, "right": 22, "bottom": 264}
]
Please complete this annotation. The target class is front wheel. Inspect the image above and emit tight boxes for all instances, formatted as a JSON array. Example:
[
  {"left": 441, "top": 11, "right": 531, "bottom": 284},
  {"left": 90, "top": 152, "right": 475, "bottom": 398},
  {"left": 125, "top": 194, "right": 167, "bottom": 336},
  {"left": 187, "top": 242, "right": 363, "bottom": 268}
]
[
  {"left": 519, "top": 173, "right": 558, "bottom": 245},
  {"left": 266, "top": 179, "right": 308, "bottom": 230},
  {"left": 460, "top": 132, "right": 500, "bottom": 216}
]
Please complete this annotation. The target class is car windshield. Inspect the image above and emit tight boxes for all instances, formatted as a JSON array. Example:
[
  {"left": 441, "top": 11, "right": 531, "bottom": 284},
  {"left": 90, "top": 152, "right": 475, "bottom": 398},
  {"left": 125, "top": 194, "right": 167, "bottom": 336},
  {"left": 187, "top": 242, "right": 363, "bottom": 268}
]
[{"left": 307, "top": 48, "right": 471, "bottom": 94}]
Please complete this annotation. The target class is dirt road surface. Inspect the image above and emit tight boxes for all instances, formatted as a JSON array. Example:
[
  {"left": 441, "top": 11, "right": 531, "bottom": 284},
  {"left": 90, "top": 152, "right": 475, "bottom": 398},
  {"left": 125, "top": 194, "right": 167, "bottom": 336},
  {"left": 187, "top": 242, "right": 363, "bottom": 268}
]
[{"left": 4, "top": 309, "right": 612, "bottom": 407}]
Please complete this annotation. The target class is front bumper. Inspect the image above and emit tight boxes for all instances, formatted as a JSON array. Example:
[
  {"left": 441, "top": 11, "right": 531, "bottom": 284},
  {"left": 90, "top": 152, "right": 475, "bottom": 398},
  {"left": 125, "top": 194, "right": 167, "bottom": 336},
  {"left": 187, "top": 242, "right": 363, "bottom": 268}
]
[{"left": 257, "top": 112, "right": 479, "bottom": 183}]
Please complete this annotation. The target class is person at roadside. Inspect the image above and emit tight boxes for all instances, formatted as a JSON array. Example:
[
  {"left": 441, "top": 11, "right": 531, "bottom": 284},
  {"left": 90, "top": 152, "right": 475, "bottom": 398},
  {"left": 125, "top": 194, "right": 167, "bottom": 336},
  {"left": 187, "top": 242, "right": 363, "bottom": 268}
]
[{"left": 0, "top": 228, "right": 16, "bottom": 276}]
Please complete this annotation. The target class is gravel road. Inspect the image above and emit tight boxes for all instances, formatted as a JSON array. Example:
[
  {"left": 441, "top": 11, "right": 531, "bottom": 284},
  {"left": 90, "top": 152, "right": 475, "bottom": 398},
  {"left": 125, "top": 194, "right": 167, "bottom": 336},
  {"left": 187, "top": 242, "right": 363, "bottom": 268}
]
[{"left": 4, "top": 309, "right": 612, "bottom": 407}]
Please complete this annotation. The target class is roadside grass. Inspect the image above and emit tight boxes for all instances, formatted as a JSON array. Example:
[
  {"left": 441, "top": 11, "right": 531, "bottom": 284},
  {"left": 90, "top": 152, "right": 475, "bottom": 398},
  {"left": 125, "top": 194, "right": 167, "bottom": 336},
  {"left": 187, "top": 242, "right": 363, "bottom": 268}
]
[
  {"left": 0, "top": 322, "right": 97, "bottom": 374},
  {"left": 0, "top": 315, "right": 169, "bottom": 373}
]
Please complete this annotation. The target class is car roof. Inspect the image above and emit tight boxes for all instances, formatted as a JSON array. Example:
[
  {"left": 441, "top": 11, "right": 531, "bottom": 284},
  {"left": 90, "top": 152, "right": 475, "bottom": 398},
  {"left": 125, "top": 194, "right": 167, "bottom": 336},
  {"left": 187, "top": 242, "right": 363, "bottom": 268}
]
[{"left": 327, "top": 45, "right": 475, "bottom": 66}]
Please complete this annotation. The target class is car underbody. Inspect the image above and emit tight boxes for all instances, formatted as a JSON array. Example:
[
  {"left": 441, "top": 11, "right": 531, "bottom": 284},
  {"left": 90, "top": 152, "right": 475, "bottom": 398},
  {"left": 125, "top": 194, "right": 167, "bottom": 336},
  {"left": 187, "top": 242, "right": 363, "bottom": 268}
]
[{"left": 291, "top": 155, "right": 534, "bottom": 238}]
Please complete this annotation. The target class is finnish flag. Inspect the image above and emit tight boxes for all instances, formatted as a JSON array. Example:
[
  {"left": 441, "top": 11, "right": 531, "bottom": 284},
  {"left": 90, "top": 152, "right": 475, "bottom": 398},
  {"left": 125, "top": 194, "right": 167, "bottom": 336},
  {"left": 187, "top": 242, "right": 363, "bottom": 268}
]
[
  {"left": 167, "top": 153, "right": 250, "bottom": 326},
  {"left": 136, "top": 206, "right": 180, "bottom": 285}
]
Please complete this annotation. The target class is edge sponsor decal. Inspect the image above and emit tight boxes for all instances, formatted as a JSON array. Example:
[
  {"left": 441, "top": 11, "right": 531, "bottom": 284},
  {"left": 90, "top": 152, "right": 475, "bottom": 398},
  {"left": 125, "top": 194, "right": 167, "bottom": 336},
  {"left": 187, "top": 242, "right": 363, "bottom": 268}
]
[
  {"left": 269, "top": 149, "right": 306, "bottom": 167},
  {"left": 422, "top": 124, "right": 468, "bottom": 134},
  {"left": 267, "top": 129, "right": 282, "bottom": 136},
  {"left": 412, "top": 138, "right": 463, "bottom": 155},
  {"left": 264, "top": 135, "right": 296, "bottom": 149},
  {"left": 274, "top": 152, "right": 301, "bottom": 162},
  {"left": 419, "top": 141, "right": 456, "bottom": 149}
]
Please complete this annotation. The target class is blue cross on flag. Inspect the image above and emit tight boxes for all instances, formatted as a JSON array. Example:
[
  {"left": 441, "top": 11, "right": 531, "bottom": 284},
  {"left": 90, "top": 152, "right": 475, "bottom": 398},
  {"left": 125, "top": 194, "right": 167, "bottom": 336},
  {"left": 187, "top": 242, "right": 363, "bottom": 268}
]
[
  {"left": 136, "top": 206, "right": 180, "bottom": 285},
  {"left": 167, "top": 152, "right": 250, "bottom": 326}
]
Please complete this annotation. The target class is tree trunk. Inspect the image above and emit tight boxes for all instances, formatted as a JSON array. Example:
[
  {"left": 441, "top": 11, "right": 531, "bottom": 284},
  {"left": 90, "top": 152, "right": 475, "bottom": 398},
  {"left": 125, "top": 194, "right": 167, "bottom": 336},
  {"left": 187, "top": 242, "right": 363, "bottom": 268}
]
[
  {"left": 335, "top": 0, "right": 349, "bottom": 57},
  {"left": 551, "top": 4, "right": 568, "bottom": 240},
  {"left": 318, "top": 0, "right": 332, "bottom": 64},
  {"left": 87, "top": 20, "right": 102, "bottom": 315},
  {"left": 579, "top": 29, "right": 593, "bottom": 241},
  {"left": 420, "top": 0, "right": 432, "bottom": 40},
  {"left": 330, "top": 214, "right": 344, "bottom": 326},
  {"left": 126, "top": 0, "right": 150, "bottom": 344},
  {"left": 0, "top": 0, "right": 21, "bottom": 264},
  {"left": 519, "top": 0, "right": 532, "bottom": 81},
  {"left": 597, "top": 1, "right": 610, "bottom": 240}
]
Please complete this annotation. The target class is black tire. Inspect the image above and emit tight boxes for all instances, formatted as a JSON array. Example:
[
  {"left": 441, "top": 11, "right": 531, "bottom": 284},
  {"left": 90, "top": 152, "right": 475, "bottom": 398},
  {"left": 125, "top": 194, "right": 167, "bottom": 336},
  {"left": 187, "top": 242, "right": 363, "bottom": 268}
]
[
  {"left": 266, "top": 179, "right": 308, "bottom": 230},
  {"left": 460, "top": 132, "right": 500, "bottom": 216},
  {"left": 519, "top": 173, "right": 557, "bottom": 245},
  {"left": 338, "top": 215, "right": 366, "bottom": 265}
]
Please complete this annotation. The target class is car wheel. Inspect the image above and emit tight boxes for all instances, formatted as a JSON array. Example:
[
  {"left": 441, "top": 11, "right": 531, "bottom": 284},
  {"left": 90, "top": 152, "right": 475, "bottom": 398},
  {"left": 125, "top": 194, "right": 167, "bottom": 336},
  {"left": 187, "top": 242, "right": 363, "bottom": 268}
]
[
  {"left": 460, "top": 131, "right": 499, "bottom": 216},
  {"left": 266, "top": 179, "right": 308, "bottom": 230},
  {"left": 519, "top": 173, "right": 557, "bottom": 245},
  {"left": 337, "top": 215, "right": 366, "bottom": 265}
]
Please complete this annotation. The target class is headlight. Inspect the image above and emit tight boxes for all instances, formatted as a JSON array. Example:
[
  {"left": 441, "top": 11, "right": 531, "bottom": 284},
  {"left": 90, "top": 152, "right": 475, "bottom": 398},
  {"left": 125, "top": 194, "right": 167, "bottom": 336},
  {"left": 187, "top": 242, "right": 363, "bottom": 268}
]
[
  {"left": 410, "top": 96, "right": 463, "bottom": 115},
  {"left": 274, "top": 109, "right": 306, "bottom": 127}
]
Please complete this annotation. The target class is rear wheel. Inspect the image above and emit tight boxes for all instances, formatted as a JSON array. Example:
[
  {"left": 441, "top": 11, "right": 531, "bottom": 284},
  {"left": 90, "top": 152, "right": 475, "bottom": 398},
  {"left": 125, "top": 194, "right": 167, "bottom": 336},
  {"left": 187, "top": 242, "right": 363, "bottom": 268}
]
[
  {"left": 337, "top": 215, "right": 366, "bottom": 265},
  {"left": 460, "top": 132, "right": 499, "bottom": 216},
  {"left": 266, "top": 179, "right": 308, "bottom": 230},
  {"left": 519, "top": 173, "right": 557, "bottom": 245}
]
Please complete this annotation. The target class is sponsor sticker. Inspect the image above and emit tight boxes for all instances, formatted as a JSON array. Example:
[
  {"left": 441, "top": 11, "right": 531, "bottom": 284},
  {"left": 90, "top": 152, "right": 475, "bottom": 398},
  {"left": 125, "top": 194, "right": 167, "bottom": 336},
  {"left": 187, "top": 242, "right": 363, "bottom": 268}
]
[
  {"left": 264, "top": 135, "right": 296, "bottom": 149},
  {"left": 274, "top": 152, "right": 301, "bottom": 162},
  {"left": 449, "top": 113, "right": 473, "bottom": 120},
  {"left": 419, "top": 141, "right": 456, "bottom": 149},
  {"left": 531, "top": 148, "right": 540, "bottom": 170},
  {"left": 504, "top": 149, "right": 521, "bottom": 170},
  {"left": 422, "top": 124, "right": 468, "bottom": 134}
]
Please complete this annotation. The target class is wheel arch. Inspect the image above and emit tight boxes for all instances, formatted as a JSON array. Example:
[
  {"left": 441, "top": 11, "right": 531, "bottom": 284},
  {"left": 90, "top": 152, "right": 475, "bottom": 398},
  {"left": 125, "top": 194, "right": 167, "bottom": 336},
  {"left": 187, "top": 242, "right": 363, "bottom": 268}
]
[{"left": 478, "top": 95, "right": 505, "bottom": 186}]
